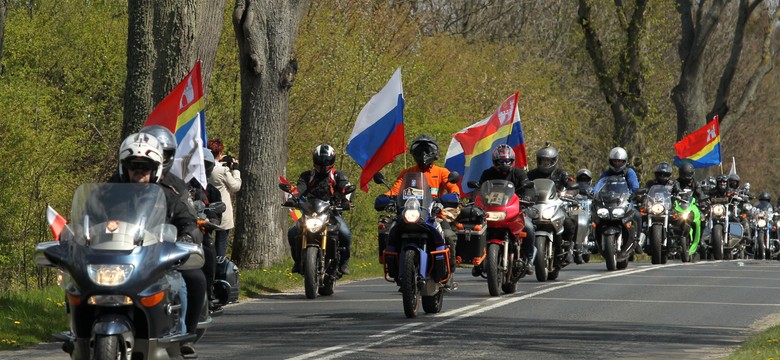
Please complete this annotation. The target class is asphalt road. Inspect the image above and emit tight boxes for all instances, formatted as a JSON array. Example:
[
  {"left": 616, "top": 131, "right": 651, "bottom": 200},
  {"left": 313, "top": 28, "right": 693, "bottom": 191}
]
[{"left": 4, "top": 259, "right": 780, "bottom": 359}]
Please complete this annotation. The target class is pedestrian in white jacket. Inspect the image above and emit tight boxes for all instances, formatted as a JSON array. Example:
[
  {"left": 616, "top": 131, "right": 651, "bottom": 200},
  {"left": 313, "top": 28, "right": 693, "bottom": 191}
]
[{"left": 208, "top": 139, "right": 242, "bottom": 258}]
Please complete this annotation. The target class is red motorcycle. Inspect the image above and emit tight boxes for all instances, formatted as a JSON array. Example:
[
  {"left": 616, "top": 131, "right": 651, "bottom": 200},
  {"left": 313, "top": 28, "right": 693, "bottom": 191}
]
[{"left": 469, "top": 180, "right": 530, "bottom": 296}]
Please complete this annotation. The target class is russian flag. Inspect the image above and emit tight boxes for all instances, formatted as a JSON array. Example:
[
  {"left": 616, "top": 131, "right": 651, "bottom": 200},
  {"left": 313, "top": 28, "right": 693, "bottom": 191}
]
[
  {"left": 346, "top": 68, "right": 406, "bottom": 191},
  {"left": 674, "top": 116, "right": 721, "bottom": 168},
  {"left": 144, "top": 61, "right": 208, "bottom": 188},
  {"left": 444, "top": 92, "right": 527, "bottom": 193}
]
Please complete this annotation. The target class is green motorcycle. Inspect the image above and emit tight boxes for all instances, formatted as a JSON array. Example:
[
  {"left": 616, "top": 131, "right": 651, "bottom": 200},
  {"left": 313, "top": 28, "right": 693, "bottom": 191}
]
[{"left": 671, "top": 189, "right": 701, "bottom": 262}]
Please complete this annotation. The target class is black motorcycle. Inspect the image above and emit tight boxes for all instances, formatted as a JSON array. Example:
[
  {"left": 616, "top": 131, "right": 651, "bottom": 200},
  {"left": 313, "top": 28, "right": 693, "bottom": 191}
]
[
  {"left": 34, "top": 183, "right": 209, "bottom": 360},
  {"left": 592, "top": 176, "right": 642, "bottom": 271}
]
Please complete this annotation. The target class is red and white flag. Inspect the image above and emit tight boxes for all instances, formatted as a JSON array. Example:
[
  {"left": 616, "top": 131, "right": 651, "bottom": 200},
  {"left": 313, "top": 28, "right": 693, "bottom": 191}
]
[{"left": 47, "top": 205, "right": 67, "bottom": 241}]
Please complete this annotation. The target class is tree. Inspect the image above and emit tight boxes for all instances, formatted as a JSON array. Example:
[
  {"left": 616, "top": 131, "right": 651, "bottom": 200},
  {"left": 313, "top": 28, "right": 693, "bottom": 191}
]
[
  {"left": 122, "top": 0, "right": 227, "bottom": 138},
  {"left": 0, "top": 0, "right": 8, "bottom": 75},
  {"left": 231, "top": 0, "right": 310, "bottom": 269},
  {"left": 672, "top": 0, "right": 779, "bottom": 138}
]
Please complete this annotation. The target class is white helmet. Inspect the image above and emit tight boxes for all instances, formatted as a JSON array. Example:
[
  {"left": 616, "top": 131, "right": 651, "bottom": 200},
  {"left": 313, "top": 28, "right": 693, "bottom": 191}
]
[
  {"left": 608, "top": 147, "right": 628, "bottom": 173},
  {"left": 118, "top": 132, "right": 165, "bottom": 183}
]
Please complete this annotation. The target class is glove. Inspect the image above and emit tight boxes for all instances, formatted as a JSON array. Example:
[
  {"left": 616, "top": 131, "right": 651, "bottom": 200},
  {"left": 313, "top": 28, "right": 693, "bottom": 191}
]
[{"left": 196, "top": 219, "right": 208, "bottom": 234}]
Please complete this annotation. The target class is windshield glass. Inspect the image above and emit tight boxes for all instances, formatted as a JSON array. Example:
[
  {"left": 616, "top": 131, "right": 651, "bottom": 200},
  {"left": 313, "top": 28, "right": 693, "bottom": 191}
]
[
  {"left": 397, "top": 172, "right": 432, "bottom": 210},
  {"left": 69, "top": 183, "right": 170, "bottom": 250},
  {"left": 478, "top": 180, "right": 515, "bottom": 207},
  {"left": 595, "top": 176, "right": 630, "bottom": 204},
  {"left": 755, "top": 201, "right": 773, "bottom": 212},
  {"left": 646, "top": 185, "right": 671, "bottom": 208},
  {"left": 533, "top": 178, "right": 556, "bottom": 203}
]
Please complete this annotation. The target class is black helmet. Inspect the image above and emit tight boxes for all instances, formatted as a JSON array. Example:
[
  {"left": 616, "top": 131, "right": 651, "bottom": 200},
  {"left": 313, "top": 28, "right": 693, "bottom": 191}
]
[
  {"left": 758, "top": 192, "right": 772, "bottom": 202},
  {"left": 575, "top": 168, "right": 592, "bottom": 183},
  {"left": 653, "top": 162, "right": 672, "bottom": 183},
  {"left": 312, "top": 144, "right": 336, "bottom": 173},
  {"left": 140, "top": 125, "right": 177, "bottom": 175},
  {"left": 410, "top": 134, "right": 439, "bottom": 169},
  {"left": 716, "top": 174, "right": 728, "bottom": 192},
  {"left": 492, "top": 144, "right": 515, "bottom": 172},
  {"left": 535, "top": 144, "right": 559, "bottom": 176},
  {"left": 727, "top": 174, "right": 740, "bottom": 190},
  {"left": 678, "top": 162, "right": 694, "bottom": 181}
]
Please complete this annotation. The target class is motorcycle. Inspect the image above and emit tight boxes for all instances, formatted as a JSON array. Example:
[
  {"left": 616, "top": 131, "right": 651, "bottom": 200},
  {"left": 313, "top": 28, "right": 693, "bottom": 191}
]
[
  {"left": 34, "top": 183, "right": 209, "bottom": 360},
  {"left": 750, "top": 200, "right": 774, "bottom": 259},
  {"left": 527, "top": 178, "right": 578, "bottom": 281},
  {"left": 191, "top": 199, "right": 240, "bottom": 308},
  {"left": 592, "top": 176, "right": 641, "bottom": 271},
  {"left": 453, "top": 199, "right": 487, "bottom": 274},
  {"left": 374, "top": 171, "right": 460, "bottom": 318},
  {"left": 279, "top": 182, "right": 356, "bottom": 299},
  {"left": 703, "top": 195, "right": 747, "bottom": 260},
  {"left": 467, "top": 179, "right": 531, "bottom": 296},
  {"left": 643, "top": 185, "right": 672, "bottom": 264},
  {"left": 671, "top": 189, "right": 701, "bottom": 263}
]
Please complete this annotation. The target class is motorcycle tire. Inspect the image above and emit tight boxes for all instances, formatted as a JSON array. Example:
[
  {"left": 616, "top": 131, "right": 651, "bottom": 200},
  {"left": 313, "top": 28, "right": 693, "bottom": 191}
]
[
  {"left": 304, "top": 247, "right": 319, "bottom": 299},
  {"left": 712, "top": 225, "right": 724, "bottom": 260},
  {"left": 617, "top": 258, "right": 629, "bottom": 270},
  {"left": 534, "top": 236, "right": 549, "bottom": 282},
  {"left": 582, "top": 253, "right": 590, "bottom": 263},
  {"left": 650, "top": 225, "right": 663, "bottom": 265},
  {"left": 501, "top": 250, "right": 518, "bottom": 294},
  {"left": 422, "top": 292, "right": 444, "bottom": 314},
  {"left": 401, "top": 249, "right": 420, "bottom": 318},
  {"left": 756, "top": 232, "right": 766, "bottom": 260},
  {"left": 547, "top": 268, "right": 560, "bottom": 281},
  {"left": 680, "top": 232, "right": 691, "bottom": 263},
  {"left": 93, "top": 335, "right": 120, "bottom": 360},
  {"left": 486, "top": 243, "right": 503, "bottom": 296},
  {"left": 603, "top": 234, "right": 617, "bottom": 271}
]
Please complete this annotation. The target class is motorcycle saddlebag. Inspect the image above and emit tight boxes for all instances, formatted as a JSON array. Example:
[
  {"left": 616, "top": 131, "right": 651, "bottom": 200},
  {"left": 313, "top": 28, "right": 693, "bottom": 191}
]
[
  {"left": 456, "top": 206, "right": 486, "bottom": 225},
  {"left": 456, "top": 230, "right": 486, "bottom": 265},
  {"left": 215, "top": 258, "right": 240, "bottom": 304}
]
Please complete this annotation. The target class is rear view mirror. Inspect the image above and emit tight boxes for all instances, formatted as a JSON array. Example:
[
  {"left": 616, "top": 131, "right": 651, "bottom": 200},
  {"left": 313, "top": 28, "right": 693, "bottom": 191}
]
[
  {"left": 208, "top": 201, "right": 227, "bottom": 214},
  {"left": 373, "top": 172, "right": 386, "bottom": 185},
  {"left": 447, "top": 172, "right": 461, "bottom": 184},
  {"left": 279, "top": 183, "right": 292, "bottom": 193},
  {"left": 177, "top": 242, "right": 205, "bottom": 270},
  {"left": 466, "top": 181, "right": 479, "bottom": 189},
  {"left": 343, "top": 184, "right": 357, "bottom": 194}
]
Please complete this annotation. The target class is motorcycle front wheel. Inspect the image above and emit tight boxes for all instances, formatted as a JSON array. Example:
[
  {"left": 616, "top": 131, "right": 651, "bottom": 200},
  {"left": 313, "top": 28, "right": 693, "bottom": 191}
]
[
  {"left": 756, "top": 232, "right": 766, "bottom": 260},
  {"left": 93, "top": 335, "right": 121, "bottom": 360},
  {"left": 304, "top": 247, "right": 320, "bottom": 299},
  {"left": 401, "top": 249, "right": 420, "bottom": 318},
  {"left": 534, "top": 236, "right": 550, "bottom": 282},
  {"left": 501, "top": 246, "right": 518, "bottom": 294},
  {"left": 712, "top": 225, "right": 724, "bottom": 260},
  {"left": 603, "top": 234, "right": 617, "bottom": 271},
  {"left": 650, "top": 224, "right": 663, "bottom": 265},
  {"left": 486, "top": 243, "right": 503, "bottom": 296}
]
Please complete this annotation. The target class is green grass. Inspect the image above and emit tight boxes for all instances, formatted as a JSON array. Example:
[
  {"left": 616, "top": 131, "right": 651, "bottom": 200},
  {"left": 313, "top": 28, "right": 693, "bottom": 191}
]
[
  {"left": 726, "top": 324, "right": 780, "bottom": 360},
  {"left": 0, "top": 286, "right": 68, "bottom": 350}
]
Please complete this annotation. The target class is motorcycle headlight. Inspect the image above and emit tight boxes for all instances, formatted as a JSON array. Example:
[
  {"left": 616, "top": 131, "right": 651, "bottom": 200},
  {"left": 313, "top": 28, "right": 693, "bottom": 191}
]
[
  {"left": 87, "top": 264, "right": 133, "bottom": 286},
  {"left": 597, "top": 208, "right": 609, "bottom": 218},
  {"left": 681, "top": 211, "right": 690, "bottom": 220},
  {"left": 743, "top": 204, "right": 753, "bottom": 211},
  {"left": 87, "top": 295, "right": 133, "bottom": 306},
  {"left": 486, "top": 211, "right": 507, "bottom": 221},
  {"left": 402, "top": 198, "right": 422, "bottom": 224},
  {"left": 758, "top": 219, "right": 767, "bottom": 227},
  {"left": 304, "top": 214, "right": 327, "bottom": 232},
  {"left": 650, "top": 204, "right": 665, "bottom": 215},
  {"left": 612, "top": 208, "right": 625, "bottom": 218},
  {"left": 712, "top": 205, "right": 725, "bottom": 217},
  {"left": 541, "top": 206, "right": 556, "bottom": 220}
]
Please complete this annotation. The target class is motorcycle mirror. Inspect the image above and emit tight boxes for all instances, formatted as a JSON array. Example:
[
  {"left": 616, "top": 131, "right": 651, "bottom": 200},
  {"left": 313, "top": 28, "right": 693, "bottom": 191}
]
[
  {"left": 373, "top": 172, "right": 386, "bottom": 185},
  {"left": 193, "top": 201, "right": 206, "bottom": 214},
  {"left": 343, "top": 184, "right": 357, "bottom": 194},
  {"left": 279, "top": 183, "right": 292, "bottom": 193},
  {"left": 177, "top": 242, "right": 205, "bottom": 270},
  {"left": 636, "top": 188, "right": 648, "bottom": 196},
  {"left": 466, "top": 181, "right": 479, "bottom": 189},
  {"left": 448, "top": 171, "right": 461, "bottom": 183},
  {"left": 208, "top": 201, "right": 227, "bottom": 214}
]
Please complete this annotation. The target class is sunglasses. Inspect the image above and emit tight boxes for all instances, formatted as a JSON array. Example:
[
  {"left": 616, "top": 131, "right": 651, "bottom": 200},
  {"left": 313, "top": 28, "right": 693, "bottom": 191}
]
[
  {"left": 495, "top": 159, "right": 513, "bottom": 165},
  {"left": 127, "top": 161, "right": 155, "bottom": 171}
]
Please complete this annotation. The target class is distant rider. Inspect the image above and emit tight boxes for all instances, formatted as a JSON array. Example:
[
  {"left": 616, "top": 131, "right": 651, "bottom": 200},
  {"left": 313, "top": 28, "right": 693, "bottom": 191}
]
[{"left": 593, "top": 147, "right": 643, "bottom": 253}]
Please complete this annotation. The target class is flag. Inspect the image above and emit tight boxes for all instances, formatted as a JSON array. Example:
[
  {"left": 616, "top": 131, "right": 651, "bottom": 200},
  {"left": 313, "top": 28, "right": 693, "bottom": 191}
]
[
  {"left": 47, "top": 205, "right": 66, "bottom": 241},
  {"left": 674, "top": 116, "right": 721, "bottom": 168},
  {"left": 444, "top": 92, "right": 527, "bottom": 193},
  {"left": 279, "top": 176, "right": 302, "bottom": 221},
  {"left": 346, "top": 68, "right": 406, "bottom": 191},
  {"left": 144, "top": 61, "right": 208, "bottom": 188}
]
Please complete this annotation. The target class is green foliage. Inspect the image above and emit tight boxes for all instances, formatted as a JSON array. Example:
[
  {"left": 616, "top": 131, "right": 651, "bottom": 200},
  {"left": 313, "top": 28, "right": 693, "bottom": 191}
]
[
  {"left": 726, "top": 324, "right": 780, "bottom": 360},
  {"left": 0, "top": 0, "right": 126, "bottom": 289},
  {"left": 0, "top": 286, "right": 67, "bottom": 350}
]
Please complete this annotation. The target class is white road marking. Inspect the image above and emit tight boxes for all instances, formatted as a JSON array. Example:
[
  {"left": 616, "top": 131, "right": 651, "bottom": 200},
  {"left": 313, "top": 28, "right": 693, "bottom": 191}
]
[
  {"left": 367, "top": 322, "right": 422, "bottom": 338},
  {"left": 530, "top": 297, "right": 780, "bottom": 307},
  {"left": 289, "top": 262, "right": 694, "bottom": 359},
  {"left": 628, "top": 274, "right": 780, "bottom": 281},
  {"left": 582, "top": 282, "right": 780, "bottom": 290}
]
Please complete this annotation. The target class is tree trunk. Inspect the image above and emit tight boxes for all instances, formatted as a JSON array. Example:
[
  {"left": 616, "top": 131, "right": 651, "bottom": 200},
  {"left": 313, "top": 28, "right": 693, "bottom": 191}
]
[
  {"left": 232, "top": 0, "right": 310, "bottom": 269},
  {"left": 123, "top": 0, "right": 223, "bottom": 138},
  {"left": 195, "top": 0, "right": 227, "bottom": 97},
  {"left": 0, "top": 0, "right": 8, "bottom": 75}
]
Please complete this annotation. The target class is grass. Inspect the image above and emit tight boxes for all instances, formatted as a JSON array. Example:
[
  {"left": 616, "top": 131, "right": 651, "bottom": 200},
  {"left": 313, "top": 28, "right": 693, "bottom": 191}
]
[
  {"left": 726, "top": 324, "right": 780, "bottom": 360},
  {"left": 0, "top": 286, "right": 68, "bottom": 350}
]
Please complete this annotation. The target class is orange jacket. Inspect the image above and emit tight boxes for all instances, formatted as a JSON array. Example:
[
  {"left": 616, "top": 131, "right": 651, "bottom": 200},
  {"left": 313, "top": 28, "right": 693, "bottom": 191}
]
[{"left": 385, "top": 164, "right": 461, "bottom": 198}]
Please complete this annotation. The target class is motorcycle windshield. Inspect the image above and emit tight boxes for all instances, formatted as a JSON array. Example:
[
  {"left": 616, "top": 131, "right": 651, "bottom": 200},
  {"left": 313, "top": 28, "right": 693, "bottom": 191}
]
[
  {"left": 69, "top": 183, "right": 170, "bottom": 250},
  {"left": 478, "top": 180, "right": 515, "bottom": 207},
  {"left": 755, "top": 201, "right": 773, "bottom": 218},
  {"left": 646, "top": 185, "right": 672, "bottom": 209},
  {"left": 397, "top": 172, "right": 432, "bottom": 210},
  {"left": 532, "top": 178, "right": 557, "bottom": 204},
  {"left": 300, "top": 198, "right": 330, "bottom": 216},
  {"left": 594, "top": 176, "right": 630, "bottom": 206}
]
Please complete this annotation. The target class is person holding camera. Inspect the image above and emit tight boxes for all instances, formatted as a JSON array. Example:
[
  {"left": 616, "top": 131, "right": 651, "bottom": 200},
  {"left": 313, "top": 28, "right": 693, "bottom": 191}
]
[{"left": 207, "top": 139, "right": 242, "bottom": 260}]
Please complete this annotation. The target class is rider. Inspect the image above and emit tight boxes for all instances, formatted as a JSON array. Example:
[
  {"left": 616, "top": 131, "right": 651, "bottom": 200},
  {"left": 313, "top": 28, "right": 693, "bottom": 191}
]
[
  {"left": 593, "top": 147, "right": 643, "bottom": 253},
  {"left": 288, "top": 144, "right": 354, "bottom": 275},
  {"left": 676, "top": 162, "right": 704, "bottom": 201},
  {"left": 113, "top": 132, "right": 204, "bottom": 358},
  {"left": 476, "top": 144, "right": 537, "bottom": 275},
  {"left": 645, "top": 162, "right": 681, "bottom": 194},
  {"left": 726, "top": 173, "right": 752, "bottom": 239},
  {"left": 383, "top": 134, "right": 461, "bottom": 273},
  {"left": 527, "top": 143, "right": 577, "bottom": 262},
  {"left": 575, "top": 169, "right": 593, "bottom": 195}
]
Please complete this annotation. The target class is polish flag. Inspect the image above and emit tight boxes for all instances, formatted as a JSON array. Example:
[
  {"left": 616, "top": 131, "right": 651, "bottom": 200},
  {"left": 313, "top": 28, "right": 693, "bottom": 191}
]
[{"left": 47, "top": 205, "right": 67, "bottom": 241}]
